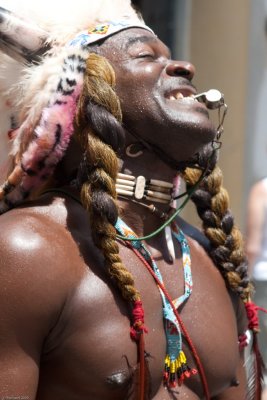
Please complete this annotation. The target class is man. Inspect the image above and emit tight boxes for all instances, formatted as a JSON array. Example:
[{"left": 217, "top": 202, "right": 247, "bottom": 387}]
[{"left": 0, "top": 1, "right": 259, "bottom": 399}]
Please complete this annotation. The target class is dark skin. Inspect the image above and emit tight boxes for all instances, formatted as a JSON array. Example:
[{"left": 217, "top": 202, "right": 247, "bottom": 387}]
[{"left": 0, "top": 29, "right": 247, "bottom": 399}]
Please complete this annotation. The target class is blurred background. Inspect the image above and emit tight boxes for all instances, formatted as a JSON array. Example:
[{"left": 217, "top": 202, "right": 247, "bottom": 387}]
[{"left": 132, "top": 0, "right": 267, "bottom": 234}]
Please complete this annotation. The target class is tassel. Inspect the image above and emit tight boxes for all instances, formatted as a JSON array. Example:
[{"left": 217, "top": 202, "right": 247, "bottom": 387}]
[
  {"left": 245, "top": 301, "right": 266, "bottom": 400},
  {"left": 129, "top": 300, "right": 149, "bottom": 400},
  {"left": 163, "top": 351, "right": 197, "bottom": 388},
  {"left": 163, "top": 355, "right": 171, "bottom": 384},
  {"left": 252, "top": 332, "right": 264, "bottom": 400},
  {"left": 130, "top": 300, "right": 148, "bottom": 341}
]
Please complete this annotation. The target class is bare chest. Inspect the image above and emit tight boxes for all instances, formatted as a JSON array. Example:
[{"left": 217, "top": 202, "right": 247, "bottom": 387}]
[{"left": 37, "top": 237, "right": 242, "bottom": 400}]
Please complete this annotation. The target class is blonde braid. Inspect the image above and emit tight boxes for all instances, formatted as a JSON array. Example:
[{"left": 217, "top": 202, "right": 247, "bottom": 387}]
[
  {"left": 182, "top": 148, "right": 251, "bottom": 302},
  {"left": 75, "top": 53, "right": 144, "bottom": 312}
]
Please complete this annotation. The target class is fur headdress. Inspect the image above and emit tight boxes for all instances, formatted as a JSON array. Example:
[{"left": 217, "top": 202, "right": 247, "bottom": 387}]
[{"left": 0, "top": 0, "right": 149, "bottom": 210}]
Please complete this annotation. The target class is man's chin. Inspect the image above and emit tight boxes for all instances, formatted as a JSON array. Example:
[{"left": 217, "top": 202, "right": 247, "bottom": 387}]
[{"left": 160, "top": 136, "right": 217, "bottom": 172}]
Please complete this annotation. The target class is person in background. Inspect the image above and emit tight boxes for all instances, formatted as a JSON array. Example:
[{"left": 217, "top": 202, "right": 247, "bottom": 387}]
[{"left": 246, "top": 177, "right": 267, "bottom": 400}]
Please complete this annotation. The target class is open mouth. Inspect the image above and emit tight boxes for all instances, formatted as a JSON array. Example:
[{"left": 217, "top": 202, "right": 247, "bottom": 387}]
[
  {"left": 165, "top": 89, "right": 196, "bottom": 102},
  {"left": 164, "top": 88, "right": 210, "bottom": 117}
]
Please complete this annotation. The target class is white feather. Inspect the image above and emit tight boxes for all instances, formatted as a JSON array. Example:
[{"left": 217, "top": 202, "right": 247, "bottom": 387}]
[
  {"left": 165, "top": 225, "right": 175, "bottom": 263},
  {"left": 0, "top": 0, "right": 142, "bottom": 184},
  {"left": 0, "top": 56, "right": 24, "bottom": 183},
  {"left": 0, "top": 0, "right": 141, "bottom": 45}
]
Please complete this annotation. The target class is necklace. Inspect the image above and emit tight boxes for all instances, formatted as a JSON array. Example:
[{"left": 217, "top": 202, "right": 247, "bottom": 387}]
[
  {"left": 115, "top": 217, "right": 196, "bottom": 388},
  {"left": 116, "top": 172, "right": 174, "bottom": 204},
  {"left": 41, "top": 187, "right": 210, "bottom": 398}
]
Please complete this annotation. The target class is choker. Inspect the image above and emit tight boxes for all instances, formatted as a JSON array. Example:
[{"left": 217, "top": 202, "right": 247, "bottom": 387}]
[{"left": 116, "top": 172, "right": 174, "bottom": 204}]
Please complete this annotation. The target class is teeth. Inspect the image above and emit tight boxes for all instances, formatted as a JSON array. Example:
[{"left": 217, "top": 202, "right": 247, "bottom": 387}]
[
  {"left": 168, "top": 91, "right": 194, "bottom": 100},
  {"left": 175, "top": 92, "right": 184, "bottom": 99},
  {"left": 182, "top": 97, "right": 196, "bottom": 104}
]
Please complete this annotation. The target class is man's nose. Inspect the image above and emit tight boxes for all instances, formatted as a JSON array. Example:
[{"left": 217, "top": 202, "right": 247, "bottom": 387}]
[{"left": 165, "top": 60, "right": 195, "bottom": 80}]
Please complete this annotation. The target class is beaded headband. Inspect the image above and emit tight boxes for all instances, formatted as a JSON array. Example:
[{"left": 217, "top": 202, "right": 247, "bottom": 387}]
[{"left": 68, "top": 19, "right": 153, "bottom": 47}]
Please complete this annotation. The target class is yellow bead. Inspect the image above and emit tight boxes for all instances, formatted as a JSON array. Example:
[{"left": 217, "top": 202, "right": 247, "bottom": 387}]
[
  {"left": 170, "top": 361, "right": 176, "bottom": 373},
  {"left": 164, "top": 355, "right": 170, "bottom": 367},
  {"left": 180, "top": 351, "right": 186, "bottom": 363}
]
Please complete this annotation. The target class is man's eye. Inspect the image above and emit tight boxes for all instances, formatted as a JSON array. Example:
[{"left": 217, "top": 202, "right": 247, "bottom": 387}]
[{"left": 137, "top": 53, "right": 154, "bottom": 59}]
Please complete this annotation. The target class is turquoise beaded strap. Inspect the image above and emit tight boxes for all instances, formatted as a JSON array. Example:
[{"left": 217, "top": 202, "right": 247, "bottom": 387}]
[{"left": 115, "top": 217, "right": 195, "bottom": 387}]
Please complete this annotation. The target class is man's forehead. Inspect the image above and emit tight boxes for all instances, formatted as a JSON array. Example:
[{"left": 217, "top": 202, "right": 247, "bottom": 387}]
[
  {"left": 106, "top": 28, "right": 168, "bottom": 53},
  {"left": 123, "top": 33, "right": 159, "bottom": 50}
]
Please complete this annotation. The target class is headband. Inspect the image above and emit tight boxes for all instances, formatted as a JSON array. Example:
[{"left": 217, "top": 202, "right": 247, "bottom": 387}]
[{"left": 68, "top": 19, "right": 154, "bottom": 47}]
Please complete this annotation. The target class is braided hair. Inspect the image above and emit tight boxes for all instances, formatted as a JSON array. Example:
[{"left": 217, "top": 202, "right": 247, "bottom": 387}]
[
  {"left": 74, "top": 55, "right": 149, "bottom": 394},
  {"left": 182, "top": 144, "right": 252, "bottom": 302},
  {"left": 75, "top": 53, "right": 142, "bottom": 305}
]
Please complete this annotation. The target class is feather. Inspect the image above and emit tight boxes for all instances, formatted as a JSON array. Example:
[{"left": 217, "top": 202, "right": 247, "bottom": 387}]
[
  {"left": 0, "top": 0, "right": 142, "bottom": 46},
  {"left": 0, "top": 0, "right": 143, "bottom": 189},
  {"left": 245, "top": 331, "right": 265, "bottom": 400},
  {"left": 0, "top": 57, "right": 23, "bottom": 184},
  {"left": 165, "top": 225, "right": 175, "bottom": 263}
]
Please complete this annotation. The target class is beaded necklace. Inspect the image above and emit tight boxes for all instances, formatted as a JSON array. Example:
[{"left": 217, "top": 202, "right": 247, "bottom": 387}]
[
  {"left": 115, "top": 217, "right": 197, "bottom": 388},
  {"left": 41, "top": 187, "right": 210, "bottom": 397}
]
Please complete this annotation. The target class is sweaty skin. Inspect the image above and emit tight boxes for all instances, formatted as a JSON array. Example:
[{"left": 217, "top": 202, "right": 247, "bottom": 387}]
[{"left": 0, "top": 29, "right": 247, "bottom": 399}]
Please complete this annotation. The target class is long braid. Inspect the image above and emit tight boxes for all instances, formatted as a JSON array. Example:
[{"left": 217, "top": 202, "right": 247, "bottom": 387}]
[
  {"left": 182, "top": 145, "right": 266, "bottom": 398},
  {"left": 75, "top": 53, "right": 147, "bottom": 338},
  {"left": 182, "top": 144, "right": 251, "bottom": 301}
]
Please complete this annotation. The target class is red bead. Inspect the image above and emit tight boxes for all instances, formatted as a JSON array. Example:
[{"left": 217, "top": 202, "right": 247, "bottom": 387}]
[{"left": 184, "top": 371, "right": 191, "bottom": 378}]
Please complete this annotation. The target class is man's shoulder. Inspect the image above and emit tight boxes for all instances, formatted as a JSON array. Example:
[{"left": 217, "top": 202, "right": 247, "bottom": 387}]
[
  {"left": 0, "top": 204, "right": 88, "bottom": 293},
  {"left": 176, "top": 216, "right": 210, "bottom": 252},
  {"left": 0, "top": 205, "right": 67, "bottom": 254},
  {"left": 0, "top": 203, "right": 93, "bottom": 327}
]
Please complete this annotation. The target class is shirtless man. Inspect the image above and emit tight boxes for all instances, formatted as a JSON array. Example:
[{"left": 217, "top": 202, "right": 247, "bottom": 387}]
[{"left": 0, "top": 1, "right": 257, "bottom": 399}]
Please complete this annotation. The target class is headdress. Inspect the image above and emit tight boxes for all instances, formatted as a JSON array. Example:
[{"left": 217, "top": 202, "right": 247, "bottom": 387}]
[{"left": 0, "top": 0, "right": 152, "bottom": 209}]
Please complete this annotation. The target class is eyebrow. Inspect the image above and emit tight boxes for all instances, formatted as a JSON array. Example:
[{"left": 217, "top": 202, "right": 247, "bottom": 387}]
[
  {"left": 123, "top": 35, "right": 160, "bottom": 51},
  {"left": 123, "top": 35, "right": 171, "bottom": 59}
]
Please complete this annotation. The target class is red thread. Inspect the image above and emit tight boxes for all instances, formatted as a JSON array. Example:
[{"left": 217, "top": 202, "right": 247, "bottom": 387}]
[
  {"left": 245, "top": 302, "right": 260, "bottom": 331},
  {"left": 238, "top": 333, "right": 248, "bottom": 349},
  {"left": 130, "top": 300, "right": 148, "bottom": 341},
  {"left": 256, "top": 305, "right": 267, "bottom": 314},
  {"left": 245, "top": 301, "right": 267, "bottom": 332}
]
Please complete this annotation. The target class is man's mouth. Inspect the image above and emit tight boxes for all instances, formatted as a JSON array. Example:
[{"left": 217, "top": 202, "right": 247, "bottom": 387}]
[{"left": 165, "top": 89, "right": 196, "bottom": 101}]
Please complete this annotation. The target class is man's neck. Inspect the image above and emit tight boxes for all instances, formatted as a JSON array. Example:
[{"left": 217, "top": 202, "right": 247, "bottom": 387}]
[{"left": 117, "top": 147, "right": 177, "bottom": 237}]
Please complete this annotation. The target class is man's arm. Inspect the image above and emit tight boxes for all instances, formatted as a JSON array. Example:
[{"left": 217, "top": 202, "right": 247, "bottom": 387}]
[{"left": 0, "top": 211, "right": 68, "bottom": 398}]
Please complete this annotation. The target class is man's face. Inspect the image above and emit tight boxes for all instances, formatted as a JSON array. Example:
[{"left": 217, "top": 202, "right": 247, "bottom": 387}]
[{"left": 97, "top": 28, "right": 216, "bottom": 166}]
